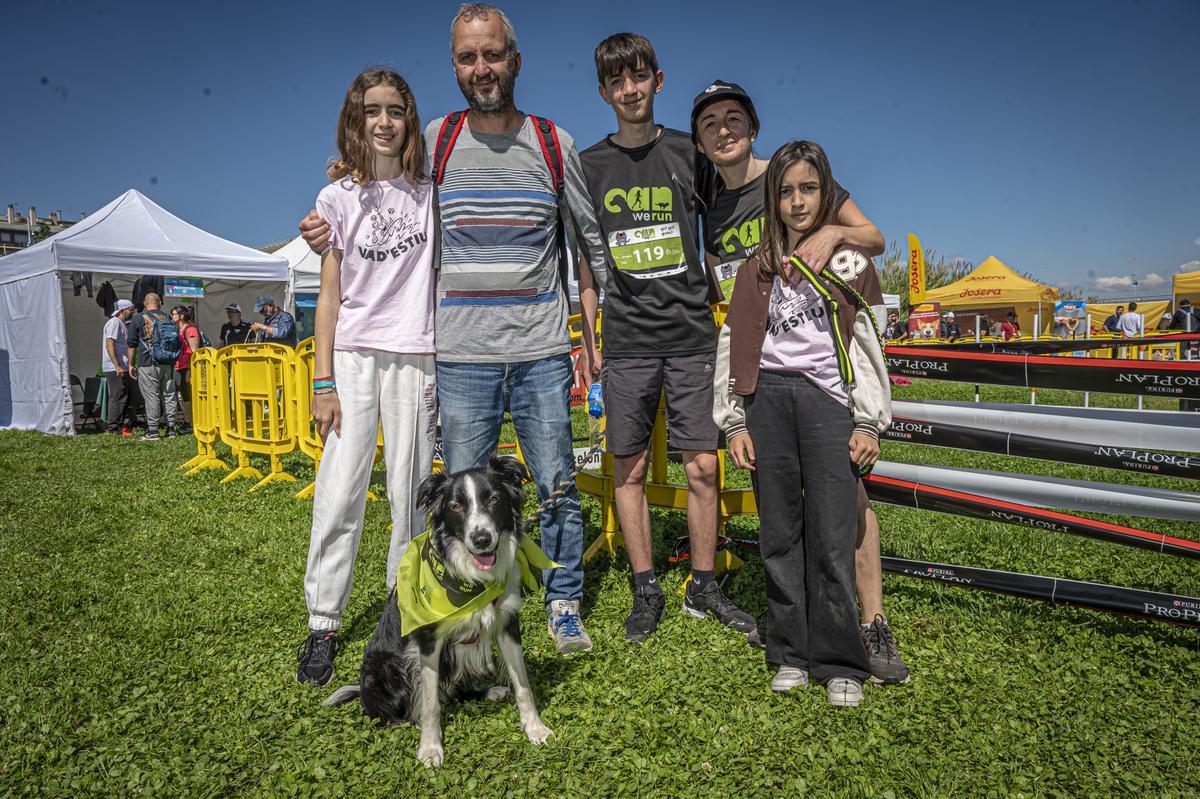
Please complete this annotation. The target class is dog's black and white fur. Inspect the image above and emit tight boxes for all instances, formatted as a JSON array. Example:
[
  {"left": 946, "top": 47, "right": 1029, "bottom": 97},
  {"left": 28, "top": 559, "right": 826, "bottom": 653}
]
[{"left": 323, "top": 455, "right": 552, "bottom": 767}]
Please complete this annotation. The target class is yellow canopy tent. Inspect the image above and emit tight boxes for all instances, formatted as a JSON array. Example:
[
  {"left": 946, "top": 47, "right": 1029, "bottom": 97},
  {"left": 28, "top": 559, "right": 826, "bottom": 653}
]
[
  {"left": 1086, "top": 301, "right": 1171, "bottom": 333},
  {"left": 1174, "top": 270, "right": 1200, "bottom": 303},
  {"left": 922, "top": 256, "right": 1058, "bottom": 334}
]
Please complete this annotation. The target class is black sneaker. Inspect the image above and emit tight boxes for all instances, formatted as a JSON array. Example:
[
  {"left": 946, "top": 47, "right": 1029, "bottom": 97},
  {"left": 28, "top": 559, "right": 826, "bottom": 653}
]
[
  {"left": 296, "top": 631, "right": 338, "bottom": 686},
  {"left": 861, "top": 615, "right": 911, "bottom": 685},
  {"left": 624, "top": 588, "right": 666, "bottom": 643},
  {"left": 683, "top": 580, "right": 757, "bottom": 634}
]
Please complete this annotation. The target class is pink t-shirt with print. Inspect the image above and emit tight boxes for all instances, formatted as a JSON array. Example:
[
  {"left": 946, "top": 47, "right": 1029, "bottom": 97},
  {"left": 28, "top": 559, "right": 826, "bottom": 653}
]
[
  {"left": 759, "top": 275, "right": 848, "bottom": 406},
  {"left": 315, "top": 175, "right": 436, "bottom": 354}
]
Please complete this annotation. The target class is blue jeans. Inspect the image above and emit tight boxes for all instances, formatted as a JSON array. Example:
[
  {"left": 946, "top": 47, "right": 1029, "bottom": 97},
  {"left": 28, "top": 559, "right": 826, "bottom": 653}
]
[{"left": 437, "top": 354, "right": 583, "bottom": 604}]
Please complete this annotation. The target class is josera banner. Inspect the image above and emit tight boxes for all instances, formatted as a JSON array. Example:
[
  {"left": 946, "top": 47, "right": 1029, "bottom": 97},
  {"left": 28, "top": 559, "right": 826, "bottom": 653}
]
[
  {"left": 894, "top": 332, "right": 1200, "bottom": 356},
  {"left": 870, "top": 460, "right": 1200, "bottom": 523},
  {"left": 885, "top": 345, "right": 1200, "bottom": 398},
  {"left": 893, "top": 400, "right": 1200, "bottom": 453},
  {"left": 907, "top": 233, "right": 926, "bottom": 305},
  {"left": 883, "top": 416, "right": 1200, "bottom": 480},
  {"left": 861, "top": 473, "right": 1200, "bottom": 559},
  {"left": 881, "top": 557, "right": 1200, "bottom": 628}
]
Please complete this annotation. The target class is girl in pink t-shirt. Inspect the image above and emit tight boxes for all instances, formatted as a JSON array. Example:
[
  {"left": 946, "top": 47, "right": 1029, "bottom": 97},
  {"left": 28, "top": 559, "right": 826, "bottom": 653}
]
[{"left": 298, "top": 68, "right": 437, "bottom": 684}]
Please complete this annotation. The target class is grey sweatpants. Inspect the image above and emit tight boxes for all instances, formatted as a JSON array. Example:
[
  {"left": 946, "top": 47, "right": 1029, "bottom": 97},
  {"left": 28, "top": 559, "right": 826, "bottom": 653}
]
[
  {"left": 746, "top": 370, "right": 870, "bottom": 685},
  {"left": 138, "top": 362, "right": 179, "bottom": 430}
]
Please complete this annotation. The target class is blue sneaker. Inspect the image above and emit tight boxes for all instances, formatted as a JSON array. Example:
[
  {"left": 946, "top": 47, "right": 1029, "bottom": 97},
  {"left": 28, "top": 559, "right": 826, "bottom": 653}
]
[{"left": 547, "top": 600, "right": 593, "bottom": 654}]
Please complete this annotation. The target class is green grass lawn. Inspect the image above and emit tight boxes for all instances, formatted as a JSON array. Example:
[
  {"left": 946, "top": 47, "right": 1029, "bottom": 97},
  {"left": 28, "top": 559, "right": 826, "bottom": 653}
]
[{"left": 1, "top": 380, "right": 1198, "bottom": 798}]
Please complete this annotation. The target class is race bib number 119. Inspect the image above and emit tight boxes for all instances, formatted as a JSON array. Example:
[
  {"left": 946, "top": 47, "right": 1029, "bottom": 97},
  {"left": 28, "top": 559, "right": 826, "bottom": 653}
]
[{"left": 607, "top": 223, "right": 688, "bottom": 279}]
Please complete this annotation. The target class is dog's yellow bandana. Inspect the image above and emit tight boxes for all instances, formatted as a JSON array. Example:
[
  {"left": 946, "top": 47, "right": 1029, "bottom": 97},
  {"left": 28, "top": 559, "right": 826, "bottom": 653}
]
[{"left": 394, "top": 531, "right": 560, "bottom": 636}]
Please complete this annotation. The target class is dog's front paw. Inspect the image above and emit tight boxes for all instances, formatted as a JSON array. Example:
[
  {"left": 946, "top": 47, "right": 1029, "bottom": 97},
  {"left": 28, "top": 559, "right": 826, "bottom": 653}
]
[
  {"left": 484, "top": 685, "right": 509, "bottom": 702},
  {"left": 525, "top": 722, "right": 553, "bottom": 745},
  {"left": 416, "top": 741, "right": 444, "bottom": 768}
]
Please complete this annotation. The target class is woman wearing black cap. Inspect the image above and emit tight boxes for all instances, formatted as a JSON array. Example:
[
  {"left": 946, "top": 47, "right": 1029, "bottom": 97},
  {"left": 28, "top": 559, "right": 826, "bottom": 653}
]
[{"left": 693, "top": 81, "right": 911, "bottom": 688}]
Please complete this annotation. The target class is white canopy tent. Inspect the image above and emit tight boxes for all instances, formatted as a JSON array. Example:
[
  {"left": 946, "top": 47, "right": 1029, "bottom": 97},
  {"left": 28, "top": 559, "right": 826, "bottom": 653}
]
[{"left": 0, "top": 189, "right": 288, "bottom": 434}]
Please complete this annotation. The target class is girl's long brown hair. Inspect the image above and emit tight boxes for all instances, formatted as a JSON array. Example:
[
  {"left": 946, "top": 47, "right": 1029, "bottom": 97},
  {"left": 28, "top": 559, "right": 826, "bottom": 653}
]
[
  {"left": 758, "top": 140, "right": 836, "bottom": 281},
  {"left": 328, "top": 68, "right": 424, "bottom": 185}
]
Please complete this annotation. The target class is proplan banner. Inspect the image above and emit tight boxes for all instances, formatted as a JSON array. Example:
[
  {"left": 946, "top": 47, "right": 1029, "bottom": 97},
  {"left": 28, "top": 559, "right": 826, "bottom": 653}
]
[
  {"left": 893, "top": 399, "right": 1200, "bottom": 453},
  {"left": 870, "top": 460, "right": 1200, "bottom": 523},
  {"left": 881, "top": 557, "right": 1200, "bottom": 628},
  {"left": 885, "top": 346, "right": 1200, "bottom": 399},
  {"left": 894, "top": 332, "right": 1200, "bottom": 356},
  {"left": 884, "top": 417, "right": 1200, "bottom": 480},
  {"left": 862, "top": 473, "right": 1200, "bottom": 559}
]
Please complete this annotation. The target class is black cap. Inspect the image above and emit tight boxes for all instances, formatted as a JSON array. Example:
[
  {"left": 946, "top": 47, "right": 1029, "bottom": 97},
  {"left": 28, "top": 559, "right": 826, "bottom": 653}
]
[{"left": 690, "top": 79, "right": 759, "bottom": 140}]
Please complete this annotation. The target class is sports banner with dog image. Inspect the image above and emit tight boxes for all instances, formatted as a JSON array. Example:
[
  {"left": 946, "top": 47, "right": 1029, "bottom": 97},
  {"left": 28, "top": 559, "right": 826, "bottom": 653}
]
[{"left": 885, "top": 345, "right": 1200, "bottom": 398}]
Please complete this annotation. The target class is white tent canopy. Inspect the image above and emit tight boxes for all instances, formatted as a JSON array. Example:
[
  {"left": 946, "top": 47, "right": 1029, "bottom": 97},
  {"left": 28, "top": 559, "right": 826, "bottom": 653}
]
[
  {"left": 0, "top": 189, "right": 287, "bottom": 434},
  {"left": 280, "top": 234, "right": 323, "bottom": 309}
]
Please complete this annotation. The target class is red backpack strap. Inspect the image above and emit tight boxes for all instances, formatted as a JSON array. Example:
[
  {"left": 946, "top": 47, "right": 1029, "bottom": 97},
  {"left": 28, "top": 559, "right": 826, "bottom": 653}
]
[
  {"left": 432, "top": 110, "right": 469, "bottom": 186},
  {"left": 528, "top": 114, "right": 564, "bottom": 195}
]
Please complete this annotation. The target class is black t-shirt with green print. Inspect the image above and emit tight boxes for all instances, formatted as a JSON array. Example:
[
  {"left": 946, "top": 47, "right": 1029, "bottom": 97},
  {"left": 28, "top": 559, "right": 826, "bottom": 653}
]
[
  {"left": 579, "top": 128, "right": 715, "bottom": 357},
  {"left": 702, "top": 171, "right": 850, "bottom": 298}
]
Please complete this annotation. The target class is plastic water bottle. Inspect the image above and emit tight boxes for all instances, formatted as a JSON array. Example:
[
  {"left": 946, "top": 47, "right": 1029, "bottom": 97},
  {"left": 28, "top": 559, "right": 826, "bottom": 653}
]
[{"left": 587, "top": 382, "right": 604, "bottom": 418}]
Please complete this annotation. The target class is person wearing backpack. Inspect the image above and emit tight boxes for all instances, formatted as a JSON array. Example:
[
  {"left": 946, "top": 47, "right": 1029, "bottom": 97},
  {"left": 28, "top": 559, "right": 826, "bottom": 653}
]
[{"left": 127, "top": 293, "right": 181, "bottom": 440}]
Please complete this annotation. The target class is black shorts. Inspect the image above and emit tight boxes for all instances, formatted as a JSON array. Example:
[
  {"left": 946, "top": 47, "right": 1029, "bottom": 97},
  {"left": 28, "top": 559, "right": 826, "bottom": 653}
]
[{"left": 603, "top": 353, "right": 720, "bottom": 456}]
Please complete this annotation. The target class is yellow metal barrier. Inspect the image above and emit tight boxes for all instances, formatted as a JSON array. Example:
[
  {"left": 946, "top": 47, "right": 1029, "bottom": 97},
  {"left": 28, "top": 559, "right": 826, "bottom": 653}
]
[
  {"left": 179, "top": 347, "right": 229, "bottom": 477},
  {"left": 217, "top": 343, "right": 299, "bottom": 492}
]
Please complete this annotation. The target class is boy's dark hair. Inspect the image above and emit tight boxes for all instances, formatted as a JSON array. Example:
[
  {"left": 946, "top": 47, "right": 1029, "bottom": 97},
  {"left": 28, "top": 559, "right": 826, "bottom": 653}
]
[
  {"left": 594, "top": 32, "right": 658, "bottom": 85},
  {"left": 1128, "top": 302, "right": 1138, "bottom": 311}
]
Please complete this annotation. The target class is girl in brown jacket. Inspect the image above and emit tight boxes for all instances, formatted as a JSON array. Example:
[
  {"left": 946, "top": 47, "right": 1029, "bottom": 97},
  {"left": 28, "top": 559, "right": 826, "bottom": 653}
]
[{"left": 712, "top": 141, "right": 891, "bottom": 707}]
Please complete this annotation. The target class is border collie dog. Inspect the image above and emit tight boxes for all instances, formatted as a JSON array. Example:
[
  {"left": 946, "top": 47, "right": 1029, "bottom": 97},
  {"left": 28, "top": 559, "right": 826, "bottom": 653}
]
[{"left": 324, "top": 456, "right": 553, "bottom": 767}]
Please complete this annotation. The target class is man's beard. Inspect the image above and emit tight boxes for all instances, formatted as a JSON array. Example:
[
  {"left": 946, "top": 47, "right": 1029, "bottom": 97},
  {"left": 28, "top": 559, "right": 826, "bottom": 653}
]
[{"left": 458, "top": 71, "right": 516, "bottom": 114}]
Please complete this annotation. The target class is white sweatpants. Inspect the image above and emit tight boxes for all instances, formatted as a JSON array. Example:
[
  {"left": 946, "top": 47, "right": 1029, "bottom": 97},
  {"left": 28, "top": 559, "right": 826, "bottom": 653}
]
[{"left": 304, "top": 349, "right": 437, "bottom": 631}]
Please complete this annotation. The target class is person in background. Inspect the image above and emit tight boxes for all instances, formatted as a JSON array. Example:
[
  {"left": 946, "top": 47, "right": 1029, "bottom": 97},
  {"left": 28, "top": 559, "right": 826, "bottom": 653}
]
[
  {"left": 102, "top": 299, "right": 136, "bottom": 435},
  {"left": 939, "top": 311, "right": 961, "bottom": 342},
  {"left": 1102, "top": 305, "right": 1123, "bottom": 334},
  {"left": 1157, "top": 312, "right": 1174, "bottom": 332},
  {"left": 171, "top": 305, "right": 202, "bottom": 429},
  {"left": 884, "top": 310, "right": 907, "bottom": 341},
  {"left": 1170, "top": 298, "right": 1199, "bottom": 360},
  {"left": 126, "top": 292, "right": 180, "bottom": 440},
  {"left": 1001, "top": 311, "right": 1021, "bottom": 340},
  {"left": 1117, "top": 301, "right": 1143, "bottom": 338},
  {"left": 987, "top": 317, "right": 1003, "bottom": 337},
  {"left": 249, "top": 295, "right": 297, "bottom": 346},
  {"left": 220, "top": 303, "right": 252, "bottom": 346}
]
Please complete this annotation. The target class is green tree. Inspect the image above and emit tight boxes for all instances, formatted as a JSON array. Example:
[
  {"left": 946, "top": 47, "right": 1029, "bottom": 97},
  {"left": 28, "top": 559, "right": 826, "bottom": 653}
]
[
  {"left": 878, "top": 241, "right": 973, "bottom": 314},
  {"left": 31, "top": 223, "right": 53, "bottom": 243}
]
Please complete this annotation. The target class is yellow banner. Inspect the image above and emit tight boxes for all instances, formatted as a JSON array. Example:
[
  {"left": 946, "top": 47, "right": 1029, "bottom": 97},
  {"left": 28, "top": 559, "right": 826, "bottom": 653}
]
[{"left": 907, "top": 233, "right": 926, "bottom": 305}]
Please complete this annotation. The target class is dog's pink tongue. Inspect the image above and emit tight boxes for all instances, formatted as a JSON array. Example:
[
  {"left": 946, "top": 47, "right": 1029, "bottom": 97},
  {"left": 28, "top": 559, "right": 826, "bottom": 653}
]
[{"left": 474, "top": 552, "right": 497, "bottom": 570}]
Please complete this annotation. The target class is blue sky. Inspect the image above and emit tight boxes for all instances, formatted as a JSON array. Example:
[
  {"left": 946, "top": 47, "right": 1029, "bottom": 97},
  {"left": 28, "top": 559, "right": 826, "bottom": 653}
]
[{"left": 3, "top": 0, "right": 1197, "bottom": 298}]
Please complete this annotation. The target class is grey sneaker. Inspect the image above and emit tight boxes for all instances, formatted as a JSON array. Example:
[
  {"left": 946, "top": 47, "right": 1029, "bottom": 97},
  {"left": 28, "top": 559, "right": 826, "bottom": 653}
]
[
  {"left": 139, "top": 431, "right": 161, "bottom": 441},
  {"left": 547, "top": 599, "right": 592, "bottom": 654},
  {"left": 826, "top": 677, "right": 864, "bottom": 707},
  {"left": 771, "top": 665, "right": 809, "bottom": 692},
  {"left": 682, "top": 580, "right": 757, "bottom": 634},
  {"left": 861, "top": 614, "right": 911, "bottom": 685}
]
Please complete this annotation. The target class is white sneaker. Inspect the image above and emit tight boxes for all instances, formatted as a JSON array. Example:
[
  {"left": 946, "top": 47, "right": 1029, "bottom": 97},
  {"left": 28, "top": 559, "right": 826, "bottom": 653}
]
[
  {"left": 826, "top": 677, "right": 864, "bottom": 707},
  {"left": 771, "top": 666, "right": 809, "bottom": 692},
  {"left": 547, "top": 599, "right": 593, "bottom": 655}
]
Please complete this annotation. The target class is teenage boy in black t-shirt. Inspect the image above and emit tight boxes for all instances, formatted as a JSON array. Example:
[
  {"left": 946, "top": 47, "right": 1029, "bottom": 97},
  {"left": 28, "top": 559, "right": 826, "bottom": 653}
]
[
  {"left": 692, "top": 81, "right": 910, "bottom": 686},
  {"left": 577, "top": 33, "right": 756, "bottom": 644}
]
